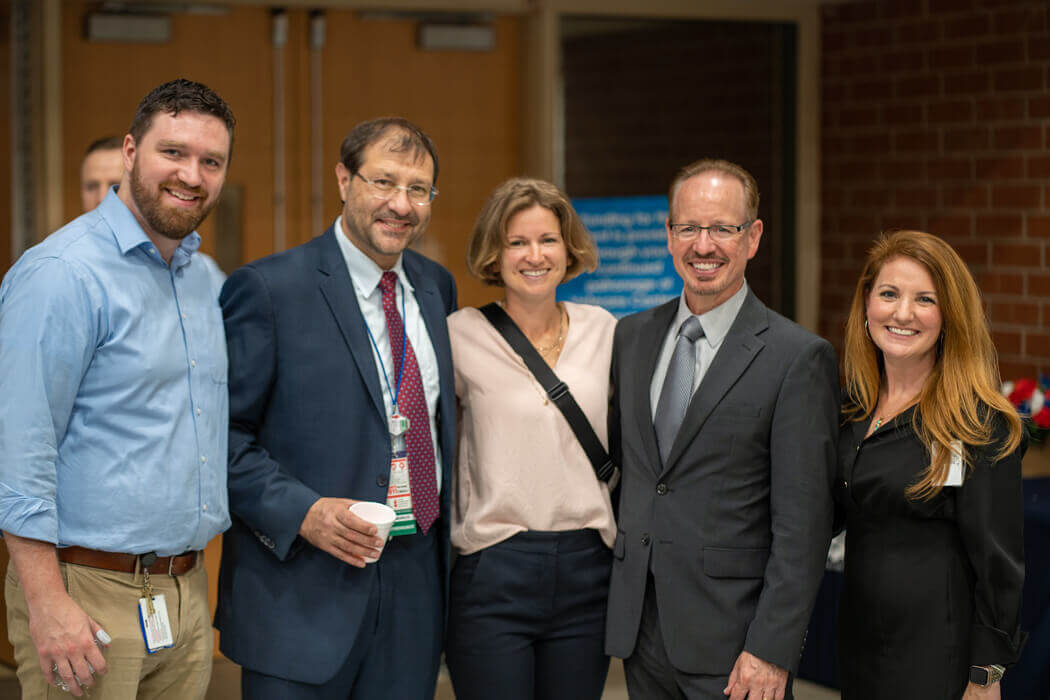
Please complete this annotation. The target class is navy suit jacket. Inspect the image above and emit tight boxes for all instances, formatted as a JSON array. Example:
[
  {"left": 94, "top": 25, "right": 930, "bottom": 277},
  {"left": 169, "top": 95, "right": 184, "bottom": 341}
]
[{"left": 214, "top": 227, "right": 457, "bottom": 684}]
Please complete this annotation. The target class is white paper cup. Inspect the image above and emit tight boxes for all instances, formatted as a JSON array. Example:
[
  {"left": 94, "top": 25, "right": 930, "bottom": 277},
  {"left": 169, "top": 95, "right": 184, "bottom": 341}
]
[{"left": 348, "top": 501, "right": 396, "bottom": 563}]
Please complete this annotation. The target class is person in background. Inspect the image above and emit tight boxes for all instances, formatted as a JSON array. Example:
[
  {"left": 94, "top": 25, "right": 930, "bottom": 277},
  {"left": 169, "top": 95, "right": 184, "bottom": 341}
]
[
  {"left": 445, "top": 178, "right": 616, "bottom": 700},
  {"left": 80, "top": 134, "right": 227, "bottom": 294},
  {"left": 605, "top": 158, "right": 839, "bottom": 700},
  {"left": 80, "top": 136, "right": 125, "bottom": 212},
  {"left": 1, "top": 78, "right": 234, "bottom": 699},
  {"left": 837, "top": 229, "right": 1026, "bottom": 700}
]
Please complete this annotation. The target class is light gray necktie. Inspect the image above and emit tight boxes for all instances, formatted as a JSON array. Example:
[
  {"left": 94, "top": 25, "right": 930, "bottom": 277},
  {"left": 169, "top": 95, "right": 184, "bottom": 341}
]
[{"left": 654, "top": 315, "right": 704, "bottom": 465}]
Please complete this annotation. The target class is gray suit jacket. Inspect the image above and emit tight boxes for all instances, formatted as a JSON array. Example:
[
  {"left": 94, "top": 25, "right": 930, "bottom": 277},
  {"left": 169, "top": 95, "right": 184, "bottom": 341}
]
[{"left": 605, "top": 291, "right": 838, "bottom": 674}]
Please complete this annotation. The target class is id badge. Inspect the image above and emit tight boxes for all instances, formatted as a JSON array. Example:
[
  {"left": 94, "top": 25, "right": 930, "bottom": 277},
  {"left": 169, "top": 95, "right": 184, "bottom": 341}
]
[
  {"left": 385, "top": 449, "right": 418, "bottom": 537},
  {"left": 945, "top": 439, "right": 964, "bottom": 486},
  {"left": 934, "top": 439, "right": 965, "bottom": 487},
  {"left": 138, "top": 593, "right": 174, "bottom": 653}
]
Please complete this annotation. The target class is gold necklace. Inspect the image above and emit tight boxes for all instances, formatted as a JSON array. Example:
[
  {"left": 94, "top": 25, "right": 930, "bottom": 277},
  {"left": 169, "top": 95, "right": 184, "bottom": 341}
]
[
  {"left": 532, "top": 306, "right": 565, "bottom": 354},
  {"left": 873, "top": 398, "right": 917, "bottom": 431}
]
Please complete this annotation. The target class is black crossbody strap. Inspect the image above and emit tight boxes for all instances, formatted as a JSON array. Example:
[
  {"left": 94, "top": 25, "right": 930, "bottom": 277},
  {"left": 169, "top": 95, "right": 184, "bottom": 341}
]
[{"left": 479, "top": 303, "right": 616, "bottom": 483}]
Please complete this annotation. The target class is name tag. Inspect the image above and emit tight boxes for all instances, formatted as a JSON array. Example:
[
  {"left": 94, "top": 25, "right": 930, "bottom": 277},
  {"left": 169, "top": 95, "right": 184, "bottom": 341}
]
[
  {"left": 385, "top": 449, "right": 417, "bottom": 537},
  {"left": 936, "top": 439, "right": 965, "bottom": 487},
  {"left": 138, "top": 593, "right": 174, "bottom": 653}
]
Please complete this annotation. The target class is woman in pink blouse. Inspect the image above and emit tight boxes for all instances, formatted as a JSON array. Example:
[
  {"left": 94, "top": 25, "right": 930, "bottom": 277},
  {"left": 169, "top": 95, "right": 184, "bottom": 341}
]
[{"left": 445, "top": 178, "right": 617, "bottom": 700}]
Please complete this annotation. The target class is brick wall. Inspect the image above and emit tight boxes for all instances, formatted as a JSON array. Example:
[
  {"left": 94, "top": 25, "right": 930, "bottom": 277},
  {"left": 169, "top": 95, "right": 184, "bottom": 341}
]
[{"left": 820, "top": 0, "right": 1049, "bottom": 380}]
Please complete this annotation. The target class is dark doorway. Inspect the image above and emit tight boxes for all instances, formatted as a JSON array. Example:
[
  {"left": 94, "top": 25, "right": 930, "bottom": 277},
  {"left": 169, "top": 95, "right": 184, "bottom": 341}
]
[{"left": 562, "top": 16, "right": 797, "bottom": 317}]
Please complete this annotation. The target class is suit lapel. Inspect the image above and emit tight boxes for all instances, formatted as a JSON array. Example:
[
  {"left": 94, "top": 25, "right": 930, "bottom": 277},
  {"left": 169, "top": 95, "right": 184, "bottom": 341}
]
[
  {"left": 402, "top": 253, "right": 456, "bottom": 492},
  {"left": 661, "top": 291, "right": 768, "bottom": 475},
  {"left": 403, "top": 254, "right": 452, "bottom": 384},
  {"left": 634, "top": 300, "right": 678, "bottom": 475},
  {"left": 403, "top": 255, "right": 455, "bottom": 436},
  {"left": 315, "top": 228, "right": 386, "bottom": 420}
]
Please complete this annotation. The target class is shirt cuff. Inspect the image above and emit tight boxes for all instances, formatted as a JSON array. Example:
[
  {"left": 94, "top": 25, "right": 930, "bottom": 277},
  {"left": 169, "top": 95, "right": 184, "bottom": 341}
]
[
  {"left": 0, "top": 488, "right": 58, "bottom": 544},
  {"left": 970, "top": 622, "right": 1027, "bottom": 666}
]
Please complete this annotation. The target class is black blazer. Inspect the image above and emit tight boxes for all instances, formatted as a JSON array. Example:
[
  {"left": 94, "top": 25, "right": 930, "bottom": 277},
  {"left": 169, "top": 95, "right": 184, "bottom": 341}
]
[
  {"left": 836, "top": 408, "right": 1026, "bottom": 698},
  {"left": 605, "top": 291, "right": 839, "bottom": 674},
  {"left": 213, "top": 228, "right": 457, "bottom": 684}
]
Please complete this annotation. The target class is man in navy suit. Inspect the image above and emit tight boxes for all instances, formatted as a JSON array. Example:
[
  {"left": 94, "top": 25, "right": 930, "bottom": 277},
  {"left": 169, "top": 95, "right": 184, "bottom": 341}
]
[{"left": 215, "top": 118, "right": 457, "bottom": 699}]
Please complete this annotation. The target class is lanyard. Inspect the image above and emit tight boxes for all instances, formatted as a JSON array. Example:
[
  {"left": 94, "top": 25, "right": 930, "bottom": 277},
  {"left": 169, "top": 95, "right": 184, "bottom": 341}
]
[{"left": 364, "top": 277, "right": 408, "bottom": 414}]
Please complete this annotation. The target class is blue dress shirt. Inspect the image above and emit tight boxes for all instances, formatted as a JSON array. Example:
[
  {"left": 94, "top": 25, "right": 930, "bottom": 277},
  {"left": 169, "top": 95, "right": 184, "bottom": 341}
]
[{"left": 0, "top": 189, "right": 230, "bottom": 556}]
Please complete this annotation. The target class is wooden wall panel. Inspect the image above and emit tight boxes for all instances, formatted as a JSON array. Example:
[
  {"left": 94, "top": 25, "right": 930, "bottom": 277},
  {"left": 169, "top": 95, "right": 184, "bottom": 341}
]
[
  {"left": 1, "top": 1, "right": 12, "bottom": 277},
  {"left": 61, "top": 2, "right": 275, "bottom": 263},
  {"left": 1, "top": 0, "right": 16, "bottom": 666},
  {"left": 59, "top": 4, "right": 522, "bottom": 309},
  {"left": 318, "top": 11, "right": 522, "bottom": 308}
]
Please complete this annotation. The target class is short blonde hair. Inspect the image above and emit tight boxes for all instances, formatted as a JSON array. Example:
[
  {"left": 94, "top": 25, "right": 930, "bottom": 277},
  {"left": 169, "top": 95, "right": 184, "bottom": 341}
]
[{"left": 466, "top": 177, "right": 598, "bottom": 287}]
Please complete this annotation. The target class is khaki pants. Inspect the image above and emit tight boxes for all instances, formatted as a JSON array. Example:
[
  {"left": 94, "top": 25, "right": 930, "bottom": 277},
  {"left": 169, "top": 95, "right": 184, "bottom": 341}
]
[{"left": 5, "top": 556, "right": 213, "bottom": 700}]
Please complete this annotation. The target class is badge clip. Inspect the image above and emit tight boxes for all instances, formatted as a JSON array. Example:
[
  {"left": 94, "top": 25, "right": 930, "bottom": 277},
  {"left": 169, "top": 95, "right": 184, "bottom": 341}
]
[{"left": 388, "top": 413, "right": 410, "bottom": 437}]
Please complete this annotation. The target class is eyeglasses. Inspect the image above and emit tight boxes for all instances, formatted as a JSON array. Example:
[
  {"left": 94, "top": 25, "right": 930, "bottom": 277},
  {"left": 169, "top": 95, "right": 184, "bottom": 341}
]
[
  {"left": 353, "top": 172, "right": 438, "bottom": 206},
  {"left": 669, "top": 221, "right": 752, "bottom": 242}
]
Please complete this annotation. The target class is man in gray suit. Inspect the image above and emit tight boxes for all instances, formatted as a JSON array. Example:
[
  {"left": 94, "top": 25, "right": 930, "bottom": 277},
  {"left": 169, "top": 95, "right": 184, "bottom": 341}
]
[{"left": 605, "top": 159, "right": 838, "bottom": 700}]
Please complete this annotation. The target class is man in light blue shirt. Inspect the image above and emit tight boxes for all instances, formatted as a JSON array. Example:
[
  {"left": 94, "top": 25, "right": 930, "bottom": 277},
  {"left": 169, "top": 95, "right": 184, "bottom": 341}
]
[
  {"left": 0, "top": 79, "right": 235, "bottom": 699},
  {"left": 79, "top": 135, "right": 229, "bottom": 297}
]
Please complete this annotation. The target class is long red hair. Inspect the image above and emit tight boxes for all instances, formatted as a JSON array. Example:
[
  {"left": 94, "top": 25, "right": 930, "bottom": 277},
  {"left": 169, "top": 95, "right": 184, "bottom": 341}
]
[{"left": 842, "top": 230, "right": 1023, "bottom": 500}]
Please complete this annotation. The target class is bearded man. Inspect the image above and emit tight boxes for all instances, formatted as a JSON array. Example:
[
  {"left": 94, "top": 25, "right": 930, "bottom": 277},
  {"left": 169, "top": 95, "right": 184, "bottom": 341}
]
[
  {"left": 78, "top": 134, "right": 228, "bottom": 296},
  {"left": 0, "top": 78, "right": 235, "bottom": 699}
]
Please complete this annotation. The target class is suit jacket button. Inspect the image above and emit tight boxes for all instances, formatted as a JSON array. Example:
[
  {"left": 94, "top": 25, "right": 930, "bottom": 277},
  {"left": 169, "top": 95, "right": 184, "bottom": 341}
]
[
  {"left": 641, "top": 534, "right": 651, "bottom": 546},
  {"left": 656, "top": 483, "right": 668, "bottom": 495},
  {"left": 376, "top": 475, "right": 389, "bottom": 487}
]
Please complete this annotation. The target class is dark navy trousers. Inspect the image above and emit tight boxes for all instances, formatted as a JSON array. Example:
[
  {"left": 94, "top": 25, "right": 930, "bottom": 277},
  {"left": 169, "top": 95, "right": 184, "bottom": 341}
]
[
  {"left": 445, "top": 529, "right": 612, "bottom": 700},
  {"left": 240, "top": 527, "right": 442, "bottom": 700}
]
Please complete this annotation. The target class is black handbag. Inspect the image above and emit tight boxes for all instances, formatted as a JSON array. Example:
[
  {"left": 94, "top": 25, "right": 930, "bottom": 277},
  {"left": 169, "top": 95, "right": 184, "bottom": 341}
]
[{"left": 479, "top": 303, "right": 617, "bottom": 484}]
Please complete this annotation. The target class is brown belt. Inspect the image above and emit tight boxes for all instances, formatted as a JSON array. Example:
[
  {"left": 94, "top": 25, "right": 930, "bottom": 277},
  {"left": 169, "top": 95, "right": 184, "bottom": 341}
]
[{"left": 57, "top": 546, "right": 199, "bottom": 576}]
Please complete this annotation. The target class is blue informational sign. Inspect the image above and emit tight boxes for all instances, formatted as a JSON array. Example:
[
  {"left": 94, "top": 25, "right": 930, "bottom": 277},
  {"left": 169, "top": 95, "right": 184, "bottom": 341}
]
[{"left": 559, "top": 195, "right": 681, "bottom": 318}]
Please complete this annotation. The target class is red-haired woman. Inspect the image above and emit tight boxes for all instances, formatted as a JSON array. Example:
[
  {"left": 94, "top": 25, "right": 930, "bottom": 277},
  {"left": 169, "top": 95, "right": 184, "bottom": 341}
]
[{"left": 837, "top": 230, "right": 1026, "bottom": 700}]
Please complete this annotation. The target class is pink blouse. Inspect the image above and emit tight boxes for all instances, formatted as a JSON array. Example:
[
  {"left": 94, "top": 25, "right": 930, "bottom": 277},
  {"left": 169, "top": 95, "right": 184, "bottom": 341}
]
[{"left": 448, "top": 302, "right": 618, "bottom": 555}]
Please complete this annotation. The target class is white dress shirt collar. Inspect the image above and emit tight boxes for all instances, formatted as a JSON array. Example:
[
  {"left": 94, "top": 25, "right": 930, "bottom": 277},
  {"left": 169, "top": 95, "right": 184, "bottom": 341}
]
[
  {"left": 333, "top": 216, "right": 415, "bottom": 298},
  {"left": 671, "top": 280, "right": 749, "bottom": 348}
]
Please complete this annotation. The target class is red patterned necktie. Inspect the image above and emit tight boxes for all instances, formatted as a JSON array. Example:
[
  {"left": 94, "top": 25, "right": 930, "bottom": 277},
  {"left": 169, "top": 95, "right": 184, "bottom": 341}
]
[{"left": 378, "top": 271, "right": 439, "bottom": 534}]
